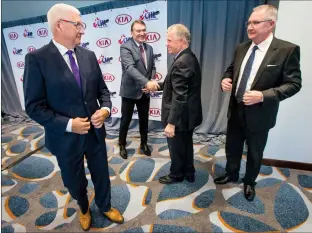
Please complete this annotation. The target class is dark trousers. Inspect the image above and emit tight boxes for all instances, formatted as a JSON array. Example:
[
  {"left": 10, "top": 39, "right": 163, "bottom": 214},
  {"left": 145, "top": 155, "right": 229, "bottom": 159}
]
[
  {"left": 225, "top": 102, "right": 269, "bottom": 185},
  {"left": 119, "top": 94, "right": 150, "bottom": 145},
  {"left": 167, "top": 129, "right": 195, "bottom": 178},
  {"left": 55, "top": 128, "right": 111, "bottom": 212}
]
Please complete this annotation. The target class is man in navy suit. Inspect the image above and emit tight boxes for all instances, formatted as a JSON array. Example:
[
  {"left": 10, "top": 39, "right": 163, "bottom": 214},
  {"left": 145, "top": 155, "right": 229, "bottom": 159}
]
[{"left": 23, "top": 3, "right": 123, "bottom": 230}]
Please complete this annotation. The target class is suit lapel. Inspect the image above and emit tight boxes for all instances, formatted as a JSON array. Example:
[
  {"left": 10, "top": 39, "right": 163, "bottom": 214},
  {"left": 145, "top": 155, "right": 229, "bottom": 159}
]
[
  {"left": 250, "top": 38, "right": 278, "bottom": 89},
  {"left": 144, "top": 43, "right": 150, "bottom": 70},
  {"left": 75, "top": 46, "right": 87, "bottom": 98},
  {"left": 49, "top": 41, "right": 81, "bottom": 95},
  {"left": 131, "top": 38, "right": 147, "bottom": 70}
]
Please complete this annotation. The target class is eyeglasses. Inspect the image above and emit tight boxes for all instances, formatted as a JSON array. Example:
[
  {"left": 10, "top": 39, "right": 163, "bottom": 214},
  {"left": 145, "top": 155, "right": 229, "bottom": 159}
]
[
  {"left": 245, "top": 19, "right": 272, "bottom": 27},
  {"left": 59, "top": 19, "right": 86, "bottom": 31}
]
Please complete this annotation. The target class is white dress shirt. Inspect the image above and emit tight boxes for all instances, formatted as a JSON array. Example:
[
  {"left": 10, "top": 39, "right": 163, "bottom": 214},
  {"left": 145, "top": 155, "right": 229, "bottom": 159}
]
[
  {"left": 134, "top": 40, "right": 147, "bottom": 68},
  {"left": 236, "top": 33, "right": 274, "bottom": 94},
  {"left": 52, "top": 39, "right": 110, "bottom": 132}
]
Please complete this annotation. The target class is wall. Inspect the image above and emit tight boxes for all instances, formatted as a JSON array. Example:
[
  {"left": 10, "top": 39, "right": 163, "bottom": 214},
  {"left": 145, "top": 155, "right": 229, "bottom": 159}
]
[
  {"left": 2, "top": 1, "right": 106, "bottom": 22},
  {"left": 264, "top": 1, "right": 312, "bottom": 163}
]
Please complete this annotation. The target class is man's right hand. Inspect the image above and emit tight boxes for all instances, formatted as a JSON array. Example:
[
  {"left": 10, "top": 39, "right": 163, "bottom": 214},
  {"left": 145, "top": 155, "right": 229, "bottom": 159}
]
[
  {"left": 221, "top": 78, "right": 233, "bottom": 92},
  {"left": 145, "top": 80, "right": 160, "bottom": 92},
  {"left": 72, "top": 117, "right": 90, "bottom": 134}
]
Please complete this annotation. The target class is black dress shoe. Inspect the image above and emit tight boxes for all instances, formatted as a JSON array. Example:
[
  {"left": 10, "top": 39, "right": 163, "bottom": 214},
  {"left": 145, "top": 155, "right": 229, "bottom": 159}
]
[
  {"left": 214, "top": 174, "right": 238, "bottom": 184},
  {"left": 140, "top": 144, "right": 151, "bottom": 156},
  {"left": 244, "top": 184, "right": 256, "bottom": 201},
  {"left": 159, "top": 175, "right": 184, "bottom": 184},
  {"left": 119, "top": 145, "right": 127, "bottom": 159},
  {"left": 185, "top": 175, "right": 195, "bottom": 183}
]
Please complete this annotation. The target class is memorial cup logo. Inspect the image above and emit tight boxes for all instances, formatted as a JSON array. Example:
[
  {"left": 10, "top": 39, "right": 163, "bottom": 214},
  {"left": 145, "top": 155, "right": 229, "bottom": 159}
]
[
  {"left": 27, "top": 46, "right": 36, "bottom": 53},
  {"left": 154, "top": 72, "right": 163, "bottom": 81},
  {"left": 145, "top": 32, "right": 160, "bottom": 43},
  {"left": 139, "top": 9, "right": 160, "bottom": 21},
  {"left": 115, "top": 14, "right": 132, "bottom": 25},
  {"left": 93, "top": 17, "right": 109, "bottom": 28},
  {"left": 149, "top": 108, "right": 161, "bottom": 117},
  {"left": 17, "top": 61, "right": 25, "bottom": 69},
  {"left": 103, "top": 73, "right": 115, "bottom": 82},
  {"left": 37, "top": 28, "right": 48, "bottom": 37},
  {"left": 96, "top": 38, "right": 111, "bottom": 48},
  {"left": 98, "top": 55, "right": 113, "bottom": 65},
  {"left": 23, "top": 29, "right": 34, "bottom": 38},
  {"left": 8, "top": 32, "right": 18, "bottom": 40},
  {"left": 111, "top": 107, "right": 118, "bottom": 114},
  {"left": 118, "top": 34, "right": 131, "bottom": 45},
  {"left": 13, "top": 48, "right": 23, "bottom": 55},
  {"left": 80, "top": 42, "right": 89, "bottom": 49}
]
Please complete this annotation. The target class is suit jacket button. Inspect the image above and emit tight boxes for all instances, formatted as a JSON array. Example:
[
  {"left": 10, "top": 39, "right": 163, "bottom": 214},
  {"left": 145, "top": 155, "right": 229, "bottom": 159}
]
[{"left": 84, "top": 101, "right": 87, "bottom": 105}]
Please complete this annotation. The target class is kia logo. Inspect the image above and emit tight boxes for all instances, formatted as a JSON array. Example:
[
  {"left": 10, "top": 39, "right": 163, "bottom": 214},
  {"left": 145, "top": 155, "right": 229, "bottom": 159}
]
[
  {"left": 17, "top": 61, "right": 25, "bottom": 69},
  {"left": 154, "top": 72, "right": 162, "bottom": 81},
  {"left": 149, "top": 108, "right": 161, "bottom": 117},
  {"left": 103, "top": 73, "right": 115, "bottom": 82},
  {"left": 112, "top": 107, "right": 118, "bottom": 114},
  {"left": 96, "top": 38, "right": 111, "bottom": 48},
  {"left": 115, "top": 14, "right": 132, "bottom": 25},
  {"left": 145, "top": 32, "right": 161, "bottom": 43},
  {"left": 37, "top": 28, "right": 48, "bottom": 37},
  {"left": 27, "top": 46, "right": 36, "bottom": 53},
  {"left": 9, "top": 32, "right": 18, "bottom": 40}
]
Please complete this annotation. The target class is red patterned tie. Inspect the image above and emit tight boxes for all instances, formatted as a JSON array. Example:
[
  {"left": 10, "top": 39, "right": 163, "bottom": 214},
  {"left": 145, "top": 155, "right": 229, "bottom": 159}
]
[{"left": 139, "top": 44, "right": 146, "bottom": 67}]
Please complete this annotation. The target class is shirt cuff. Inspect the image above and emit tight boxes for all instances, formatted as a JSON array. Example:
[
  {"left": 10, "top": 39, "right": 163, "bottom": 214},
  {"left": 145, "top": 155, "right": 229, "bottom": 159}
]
[
  {"left": 101, "top": 107, "right": 110, "bottom": 114},
  {"left": 66, "top": 119, "right": 72, "bottom": 132}
]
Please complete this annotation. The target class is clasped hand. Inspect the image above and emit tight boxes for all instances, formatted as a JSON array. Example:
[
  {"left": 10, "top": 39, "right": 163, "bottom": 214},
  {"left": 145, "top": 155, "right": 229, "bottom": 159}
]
[{"left": 142, "top": 80, "right": 160, "bottom": 93}]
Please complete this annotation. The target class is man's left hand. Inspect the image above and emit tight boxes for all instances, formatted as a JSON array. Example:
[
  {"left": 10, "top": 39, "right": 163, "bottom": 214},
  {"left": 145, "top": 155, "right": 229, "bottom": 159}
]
[
  {"left": 91, "top": 109, "right": 109, "bottom": 128},
  {"left": 165, "top": 123, "right": 175, "bottom": 138},
  {"left": 243, "top": 91, "right": 263, "bottom": 105}
]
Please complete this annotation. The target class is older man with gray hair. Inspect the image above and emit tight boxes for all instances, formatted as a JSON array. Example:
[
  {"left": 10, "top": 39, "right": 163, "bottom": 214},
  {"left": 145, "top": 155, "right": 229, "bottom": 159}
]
[
  {"left": 152, "top": 24, "right": 202, "bottom": 184},
  {"left": 23, "top": 3, "right": 124, "bottom": 231}
]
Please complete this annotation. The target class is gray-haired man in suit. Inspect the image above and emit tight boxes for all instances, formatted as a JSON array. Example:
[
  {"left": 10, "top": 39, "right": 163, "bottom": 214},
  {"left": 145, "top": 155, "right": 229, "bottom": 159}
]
[{"left": 119, "top": 20, "right": 159, "bottom": 159}]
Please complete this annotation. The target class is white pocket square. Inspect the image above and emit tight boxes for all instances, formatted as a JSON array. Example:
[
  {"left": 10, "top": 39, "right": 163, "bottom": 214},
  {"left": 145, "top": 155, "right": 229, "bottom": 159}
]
[{"left": 267, "top": 64, "right": 277, "bottom": 67}]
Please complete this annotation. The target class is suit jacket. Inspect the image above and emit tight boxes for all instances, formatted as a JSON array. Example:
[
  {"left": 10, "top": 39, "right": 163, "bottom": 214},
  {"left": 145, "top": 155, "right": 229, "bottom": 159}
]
[
  {"left": 23, "top": 41, "right": 112, "bottom": 156},
  {"left": 119, "top": 38, "right": 156, "bottom": 99},
  {"left": 160, "top": 48, "right": 203, "bottom": 130},
  {"left": 223, "top": 37, "right": 302, "bottom": 131}
]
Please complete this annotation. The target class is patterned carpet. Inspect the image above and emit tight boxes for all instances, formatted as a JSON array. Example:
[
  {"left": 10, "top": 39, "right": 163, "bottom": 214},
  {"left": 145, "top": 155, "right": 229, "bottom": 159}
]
[{"left": 2, "top": 124, "right": 312, "bottom": 232}]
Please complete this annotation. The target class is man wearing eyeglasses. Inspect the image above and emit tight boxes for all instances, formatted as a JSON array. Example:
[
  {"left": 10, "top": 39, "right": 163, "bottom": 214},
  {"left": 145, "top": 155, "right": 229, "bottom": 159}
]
[
  {"left": 23, "top": 3, "right": 123, "bottom": 231},
  {"left": 214, "top": 5, "right": 301, "bottom": 201}
]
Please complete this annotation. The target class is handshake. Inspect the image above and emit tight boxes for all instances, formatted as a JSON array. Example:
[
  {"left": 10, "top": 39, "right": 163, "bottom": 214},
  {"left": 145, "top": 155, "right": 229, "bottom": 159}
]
[{"left": 142, "top": 80, "right": 160, "bottom": 93}]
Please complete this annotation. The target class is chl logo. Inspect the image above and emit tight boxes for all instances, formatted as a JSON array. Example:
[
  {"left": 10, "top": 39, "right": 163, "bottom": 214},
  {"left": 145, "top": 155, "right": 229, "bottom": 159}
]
[
  {"left": 145, "top": 32, "right": 160, "bottom": 43},
  {"left": 154, "top": 72, "right": 162, "bottom": 81},
  {"left": 27, "top": 46, "right": 36, "bottom": 53},
  {"left": 23, "top": 29, "right": 34, "bottom": 38},
  {"left": 37, "top": 28, "right": 48, "bottom": 37},
  {"left": 9, "top": 32, "right": 18, "bottom": 40},
  {"left": 80, "top": 42, "right": 89, "bottom": 49},
  {"left": 153, "top": 53, "right": 162, "bottom": 61},
  {"left": 118, "top": 34, "right": 131, "bottom": 45},
  {"left": 103, "top": 73, "right": 115, "bottom": 82},
  {"left": 111, "top": 107, "right": 118, "bottom": 114},
  {"left": 110, "top": 91, "right": 117, "bottom": 98},
  {"left": 93, "top": 18, "right": 109, "bottom": 28},
  {"left": 139, "top": 10, "right": 160, "bottom": 21},
  {"left": 96, "top": 38, "right": 111, "bottom": 48},
  {"left": 133, "top": 109, "right": 138, "bottom": 115},
  {"left": 98, "top": 55, "right": 113, "bottom": 65},
  {"left": 13, "top": 48, "right": 23, "bottom": 55},
  {"left": 17, "top": 61, "right": 25, "bottom": 69},
  {"left": 115, "top": 14, "right": 132, "bottom": 25},
  {"left": 149, "top": 108, "right": 161, "bottom": 117},
  {"left": 150, "top": 92, "right": 162, "bottom": 98}
]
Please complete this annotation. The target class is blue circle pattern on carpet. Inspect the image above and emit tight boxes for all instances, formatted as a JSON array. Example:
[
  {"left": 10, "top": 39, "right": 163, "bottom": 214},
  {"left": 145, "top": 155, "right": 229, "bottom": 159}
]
[
  {"left": 9, "top": 141, "right": 27, "bottom": 154},
  {"left": 19, "top": 182, "right": 39, "bottom": 194},
  {"left": 6, "top": 196, "right": 29, "bottom": 219},
  {"left": 21, "top": 126, "right": 43, "bottom": 138},
  {"left": 123, "top": 224, "right": 198, "bottom": 233},
  {"left": 2, "top": 136, "right": 13, "bottom": 143},
  {"left": 298, "top": 174, "right": 312, "bottom": 189}
]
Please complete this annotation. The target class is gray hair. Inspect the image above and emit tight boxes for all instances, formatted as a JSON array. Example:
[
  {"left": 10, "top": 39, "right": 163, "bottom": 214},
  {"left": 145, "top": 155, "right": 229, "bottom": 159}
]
[
  {"left": 167, "top": 24, "right": 191, "bottom": 45},
  {"left": 47, "top": 3, "right": 81, "bottom": 33},
  {"left": 253, "top": 4, "right": 278, "bottom": 22}
]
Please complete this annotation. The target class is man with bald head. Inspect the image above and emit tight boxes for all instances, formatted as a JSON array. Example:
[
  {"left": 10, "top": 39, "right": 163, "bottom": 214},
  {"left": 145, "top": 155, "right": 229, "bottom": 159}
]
[
  {"left": 23, "top": 3, "right": 123, "bottom": 230},
  {"left": 214, "top": 5, "right": 301, "bottom": 201}
]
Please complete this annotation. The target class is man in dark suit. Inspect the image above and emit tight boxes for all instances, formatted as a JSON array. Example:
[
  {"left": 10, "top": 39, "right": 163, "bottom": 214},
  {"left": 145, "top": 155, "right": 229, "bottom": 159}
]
[
  {"left": 153, "top": 24, "right": 202, "bottom": 184},
  {"left": 119, "top": 20, "right": 159, "bottom": 159},
  {"left": 214, "top": 5, "right": 302, "bottom": 201},
  {"left": 23, "top": 4, "right": 123, "bottom": 230}
]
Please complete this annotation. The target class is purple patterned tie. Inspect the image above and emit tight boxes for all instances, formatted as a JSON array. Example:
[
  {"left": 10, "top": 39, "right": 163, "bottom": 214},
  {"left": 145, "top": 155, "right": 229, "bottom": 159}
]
[{"left": 66, "top": 50, "right": 81, "bottom": 88}]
